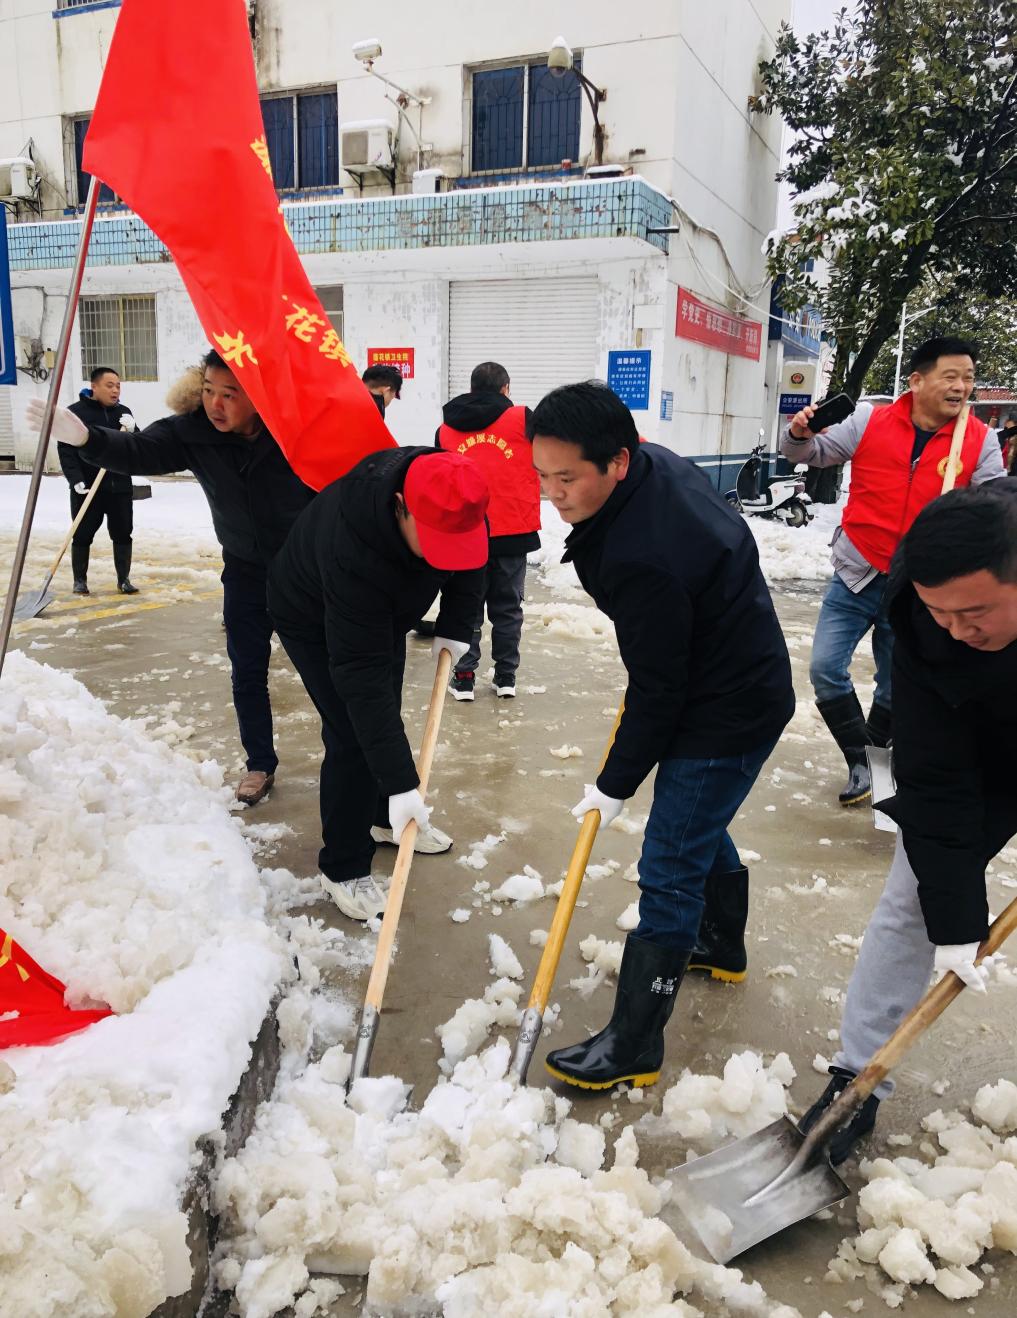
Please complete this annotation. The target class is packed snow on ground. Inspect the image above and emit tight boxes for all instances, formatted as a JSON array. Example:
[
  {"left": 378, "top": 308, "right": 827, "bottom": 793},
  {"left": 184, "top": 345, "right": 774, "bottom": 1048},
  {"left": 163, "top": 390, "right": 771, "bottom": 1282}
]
[
  {"left": 826, "top": 1093, "right": 1017, "bottom": 1302},
  {"left": 0, "top": 652, "right": 294, "bottom": 1313}
]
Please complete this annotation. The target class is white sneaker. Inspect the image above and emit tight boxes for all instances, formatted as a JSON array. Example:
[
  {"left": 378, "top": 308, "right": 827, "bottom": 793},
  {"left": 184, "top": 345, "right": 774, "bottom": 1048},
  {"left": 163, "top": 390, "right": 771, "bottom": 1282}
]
[
  {"left": 370, "top": 822, "right": 453, "bottom": 855},
  {"left": 320, "top": 873, "right": 388, "bottom": 920},
  {"left": 494, "top": 682, "right": 516, "bottom": 698}
]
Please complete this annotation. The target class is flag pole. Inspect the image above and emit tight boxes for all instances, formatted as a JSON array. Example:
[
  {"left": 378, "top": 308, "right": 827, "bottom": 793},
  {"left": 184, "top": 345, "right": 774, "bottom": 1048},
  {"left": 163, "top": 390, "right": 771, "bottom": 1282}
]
[{"left": 0, "top": 176, "right": 101, "bottom": 680}]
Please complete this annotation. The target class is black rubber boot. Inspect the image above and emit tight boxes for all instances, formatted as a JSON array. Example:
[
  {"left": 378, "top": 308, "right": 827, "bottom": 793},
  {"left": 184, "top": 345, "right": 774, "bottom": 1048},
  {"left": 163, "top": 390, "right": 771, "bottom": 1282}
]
[
  {"left": 817, "top": 692, "right": 872, "bottom": 806},
  {"left": 688, "top": 866, "right": 749, "bottom": 982},
  {"left": 71, "top": 544, "right": 90, "bottom": 595},
  {"left": 798, "top": 1066, "right": 880, "bottom": 1164},
  {"left": 866, "top": 701, "right": 892, "bottom": 749},
  {"left": 113, "top": 543, "right": 138, "bottom": 594},
  {"left": 544, "top": 934, "right": 689, "bottom": 1089}
]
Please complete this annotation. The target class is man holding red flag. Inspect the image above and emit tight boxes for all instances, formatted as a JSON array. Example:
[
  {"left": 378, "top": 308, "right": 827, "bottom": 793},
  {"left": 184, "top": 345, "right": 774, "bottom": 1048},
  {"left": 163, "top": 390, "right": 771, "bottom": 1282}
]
[{"left": 80, "top": 0, "right": 391, "bottom": 490}]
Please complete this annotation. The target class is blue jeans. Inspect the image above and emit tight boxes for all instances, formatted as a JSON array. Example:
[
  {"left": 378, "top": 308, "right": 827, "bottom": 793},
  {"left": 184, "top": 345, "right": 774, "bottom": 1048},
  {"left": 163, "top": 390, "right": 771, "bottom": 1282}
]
[
  {"left": 809, "top": 572, "right": 893, "bottom": 706},
  {"left": 635, "top": 740, "right": 778, "bottom": 949}
]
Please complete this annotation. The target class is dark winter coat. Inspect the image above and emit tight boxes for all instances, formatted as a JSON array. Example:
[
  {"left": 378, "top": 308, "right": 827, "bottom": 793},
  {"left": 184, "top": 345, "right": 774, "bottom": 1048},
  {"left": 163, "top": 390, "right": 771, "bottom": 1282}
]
[
  {"left": 76, "top": 408, "right": 314, "bottom": 565},
  {"left": 267, "top": 447, "right": 486, "bottom": 795},
  {"left": 436, "top": 391, "right": 539, "bottom": 557},
  {"left": 879, "top": 554, "right": 1017, "bottom": 944},
  {"left": 562, "top": 443, "right": 795, "bottom": 800},
  {"left": 63, "top": 396, "right": 137, "bottom": 495}
]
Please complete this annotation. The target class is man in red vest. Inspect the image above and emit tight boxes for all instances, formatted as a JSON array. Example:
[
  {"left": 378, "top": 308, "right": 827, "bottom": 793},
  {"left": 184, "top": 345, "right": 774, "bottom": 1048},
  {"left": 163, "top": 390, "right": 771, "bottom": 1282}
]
[
  {"left": 436, "top": 361, "right": 541, "bottom": 700},
  {"left": 781, "top": 338, "right": 1003, "bottom": 806}
]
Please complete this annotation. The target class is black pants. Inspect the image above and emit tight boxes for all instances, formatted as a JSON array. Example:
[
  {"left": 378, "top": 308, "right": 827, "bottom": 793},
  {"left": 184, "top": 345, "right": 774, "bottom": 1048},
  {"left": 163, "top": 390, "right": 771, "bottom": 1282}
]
[
  {"left": 275, "top": 627, "right": 404, "bottom": 883},
  {"left": 70, "top": 486, "right": 133, "bottom": 548},
  {"left": 221, "top": 553, "right": 278, "bottom": 774}
]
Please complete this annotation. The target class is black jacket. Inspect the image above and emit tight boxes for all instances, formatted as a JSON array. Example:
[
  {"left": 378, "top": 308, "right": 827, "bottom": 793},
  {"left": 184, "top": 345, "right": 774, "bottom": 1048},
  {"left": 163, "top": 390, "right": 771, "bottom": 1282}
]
[
  {"left": 879, "top": 571, "right": 1017, "bottom": 944},
  {"left": 63, "top": 396, "right": 137, "bottom": 495},
  {"left": 436, "top": 391, "right": 539, "bottom": 557},
  {"left": 563, "top": 443, "right": 794, "bottom": 799},
  {"left": 267, "top": 447, "right": 486, "bottom": 795},
  {"left": 76, "top": 408, "right": 315, "bottom": 565}
]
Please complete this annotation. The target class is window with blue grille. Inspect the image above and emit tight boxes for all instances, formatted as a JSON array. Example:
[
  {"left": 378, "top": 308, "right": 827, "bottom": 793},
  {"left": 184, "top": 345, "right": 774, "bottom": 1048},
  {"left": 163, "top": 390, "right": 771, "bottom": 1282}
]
[
  {"left": 471, "top": 59, "right": 582, "bottom": 173},
  {"left": 72, "top": 118, "right": 116, "bottom": 206},
  {"left": 259, "top": 89, "right": 339, "bottom": 190}
]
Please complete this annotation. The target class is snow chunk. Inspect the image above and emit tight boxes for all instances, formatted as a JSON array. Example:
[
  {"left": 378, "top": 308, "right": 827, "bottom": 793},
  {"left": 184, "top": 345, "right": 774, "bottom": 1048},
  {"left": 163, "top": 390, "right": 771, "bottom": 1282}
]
[{"left": 488, "top": 933, "right": 524, "bottom": 979}]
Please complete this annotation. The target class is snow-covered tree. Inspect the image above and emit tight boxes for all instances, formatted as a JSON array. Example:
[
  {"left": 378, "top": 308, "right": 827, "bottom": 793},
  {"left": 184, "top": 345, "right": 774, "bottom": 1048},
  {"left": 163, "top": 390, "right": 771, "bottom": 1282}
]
[{"left": 756, "top": 0, "right": 1017, "bottom": 396}]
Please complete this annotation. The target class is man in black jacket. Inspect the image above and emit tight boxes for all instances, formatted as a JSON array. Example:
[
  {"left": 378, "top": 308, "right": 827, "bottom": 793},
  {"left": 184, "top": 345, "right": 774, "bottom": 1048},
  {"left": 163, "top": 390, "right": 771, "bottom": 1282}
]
[
  {"left": 529, "top": 382, "right": 795, "bottom": 1090},
  {"left": 267, "top": 448, "right": 487, "bottom": 920},
  {"left": 801, "top": 481, "right": 1017, "bottom": 1160},
  {"left": 62, "top": 367, "right": 139, "bottom": 596},
  {"left": 29, "top": 349, "right": 313, "bottom": 807}
]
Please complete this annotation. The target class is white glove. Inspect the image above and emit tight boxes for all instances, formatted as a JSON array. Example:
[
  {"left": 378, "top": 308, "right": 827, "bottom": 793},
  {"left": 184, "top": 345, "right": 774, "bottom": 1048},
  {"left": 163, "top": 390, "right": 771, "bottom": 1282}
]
[
  {"left": 73, "top": 482, "right": 88, "bottom": 494},
  {"left": 120, "top": 415, "right": 136, "bottom": 433},
  {"left": 934, "top": 942, "right": 989, "bottom": 993},
  {"left": 571, "top": 784, "right": 625, "bottom": 827},
  {"left": 26, "top": 398, "right": 88, "bottom": 447},
  {"left": 432, "top": 636, "right": 470, "bottom": 667},
  {"left": 388, "top": 787, "right": 431, "bottom": 844}
]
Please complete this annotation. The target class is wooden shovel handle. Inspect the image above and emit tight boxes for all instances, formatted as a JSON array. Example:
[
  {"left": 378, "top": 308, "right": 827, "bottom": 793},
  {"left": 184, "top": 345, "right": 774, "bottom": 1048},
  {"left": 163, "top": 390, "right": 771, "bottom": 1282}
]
[
  {"left": 363, "top": 646, "right": 452, "bottom": 1013},
  {"left": 938, "top": 404, "right": 969, "bottom": 495},
  {"left": 525, "top": 700, "right": 624, "bottom": 1013},
  {"left": 48, "top": 469, "right": 108, "bottom": 578}
]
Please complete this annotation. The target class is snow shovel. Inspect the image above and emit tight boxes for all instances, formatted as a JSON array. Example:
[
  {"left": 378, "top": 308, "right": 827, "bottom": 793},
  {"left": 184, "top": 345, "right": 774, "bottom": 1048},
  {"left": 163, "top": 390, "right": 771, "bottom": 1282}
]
[
  {"left": 347, "top": 646, "right": 453, "bottom": 1088},
  {"left": 12, "top": 470, "right": 107, "bottom": 621},
  {"left": 865, "top": 402, "right": 968, "bottom": 833},
  {"left": 509, "top": 701, "right": 623, "bottom": 1084},
  {"left": 662, "top": 887, "right": 1017, "bottom": 1264}
]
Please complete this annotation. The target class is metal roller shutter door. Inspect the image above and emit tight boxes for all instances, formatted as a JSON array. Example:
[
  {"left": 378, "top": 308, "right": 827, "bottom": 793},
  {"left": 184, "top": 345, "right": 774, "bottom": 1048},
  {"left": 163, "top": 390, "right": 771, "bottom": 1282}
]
[{"left": 448, "top": 277, "right": 599, "bottom": 406}]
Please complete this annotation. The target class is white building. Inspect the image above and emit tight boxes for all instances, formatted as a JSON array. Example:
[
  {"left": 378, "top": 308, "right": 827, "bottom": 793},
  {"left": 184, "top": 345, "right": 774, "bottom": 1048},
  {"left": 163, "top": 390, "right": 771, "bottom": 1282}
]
[{"left": 1, "top": 0, "right": 790, "bottom": 484}]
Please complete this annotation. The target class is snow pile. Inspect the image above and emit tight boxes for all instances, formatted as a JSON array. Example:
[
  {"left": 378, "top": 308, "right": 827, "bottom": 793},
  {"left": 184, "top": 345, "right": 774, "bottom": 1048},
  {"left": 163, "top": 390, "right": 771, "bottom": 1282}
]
[
  {"left": 214, "top": 1036, "right": 803, "bottom": 1316},
  {"left": 436, "top": 977, "right": 522, "bottom": 1067},
  {"left": 456, "top": 832, "right": 506, "bottom": 871},
  {"left": 0, "top": 653, "right": 289, "bottom": 1312},
  {"left": 827, "top": 1101, "right": 1017, "bottom": 1300},
  {"left": 491, "top": 866, "right": 545, "bottom": 903},
  {"left": 661, "top": 1051, "right": 796, "bottom": 1144}
]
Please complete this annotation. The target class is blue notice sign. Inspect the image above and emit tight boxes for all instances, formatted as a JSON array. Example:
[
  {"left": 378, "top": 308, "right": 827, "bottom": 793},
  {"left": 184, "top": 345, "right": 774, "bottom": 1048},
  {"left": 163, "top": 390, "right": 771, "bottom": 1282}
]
[
  {"left": 779, "top": 391, "right": 811, "bottom": 415},
  {"left": 660, "top": 389, "right": 674, "bottom": 421},
  {"left": 0, "top": 211, "right": 15, "bottom": 386},
  {"left": 607, "top": 349, "right": 651, "bottom": 411}
]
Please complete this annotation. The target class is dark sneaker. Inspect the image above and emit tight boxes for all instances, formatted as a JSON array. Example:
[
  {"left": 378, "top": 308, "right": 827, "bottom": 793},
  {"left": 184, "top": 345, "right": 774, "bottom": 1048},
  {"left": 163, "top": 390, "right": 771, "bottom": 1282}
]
[
  {"left": 413, "top": 620, "right": 436, "bottom": 638},
  {"left": 798, "top": 1066, "right": 880, "bottom": 1164},
  {"left": 450, "top": 670, "right": 475, "bottom": 702},
  {"left": 494, "top": 675, "right": 515, "bottom": 698}
]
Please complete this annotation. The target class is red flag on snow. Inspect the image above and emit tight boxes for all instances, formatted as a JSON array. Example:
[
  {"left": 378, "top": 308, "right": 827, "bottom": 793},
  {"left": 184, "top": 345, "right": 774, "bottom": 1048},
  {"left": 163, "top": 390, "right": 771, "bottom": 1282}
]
[
  {"left": 0, "top": 928, "right": 112, "bottom": 1048},
  {"left": 83, "top": 0, "right": 394, "bottom": 491}
]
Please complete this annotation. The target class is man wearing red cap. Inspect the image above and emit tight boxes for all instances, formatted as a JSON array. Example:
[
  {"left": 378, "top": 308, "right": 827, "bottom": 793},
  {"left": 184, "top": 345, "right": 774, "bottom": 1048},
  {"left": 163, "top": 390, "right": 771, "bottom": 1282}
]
[{"left": 267, "top": 448, "right": 489, "bottom": 920}]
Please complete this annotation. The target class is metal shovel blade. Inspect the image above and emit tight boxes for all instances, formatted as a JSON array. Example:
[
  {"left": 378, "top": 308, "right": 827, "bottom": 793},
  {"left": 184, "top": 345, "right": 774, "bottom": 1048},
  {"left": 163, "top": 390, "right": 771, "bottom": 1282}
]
[
  {"left": 662, "top": 1116, "right": 849, "bottom": 1263},
  {"left": 866, "top": 746, "right": 897, "bottom": 834},
  {"left": 12, "top": 587, "right": 55, "bottom": 621}
]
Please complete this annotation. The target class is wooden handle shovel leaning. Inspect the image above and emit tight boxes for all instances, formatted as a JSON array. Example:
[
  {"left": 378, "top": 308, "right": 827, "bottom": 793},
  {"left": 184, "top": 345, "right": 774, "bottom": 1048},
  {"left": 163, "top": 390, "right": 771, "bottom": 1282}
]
[
  {"left": 12, "top": 470, "right": 108, "bottom": 622},
  {"left": 509, "top": 701, "right": 623, "bottom": 1085},
  {"left": 867, "top": 402, "right": 970, "bottom": 830},
  {"left": 664, "top": 888, "right": 1017, "bottom": 1265},
  {"left": 347, "top": 646, "right": 453, "bottom": 1090}
]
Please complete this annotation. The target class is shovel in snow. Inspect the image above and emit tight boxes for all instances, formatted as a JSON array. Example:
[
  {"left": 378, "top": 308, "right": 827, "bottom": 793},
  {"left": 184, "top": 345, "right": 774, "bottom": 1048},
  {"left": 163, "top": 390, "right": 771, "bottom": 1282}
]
[
  {"left": 509, "top": 701, "right": 623, "bottom": 1085},
  {"left": 662, "top": 889, "right": 1017, "bottom": 1264},
  {"left": 347, "top": 646, "right": 453, "bottom": 1089},
  {"left": 12, "top": 469, "right": 108, "bottom": 621}
]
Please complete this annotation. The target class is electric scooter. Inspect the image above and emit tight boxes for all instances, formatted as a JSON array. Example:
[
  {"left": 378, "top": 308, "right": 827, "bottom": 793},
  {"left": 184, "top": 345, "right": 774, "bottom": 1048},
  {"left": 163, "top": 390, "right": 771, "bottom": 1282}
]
[{"left": 725, "top": 439, "right": 813, "bottom": 528}]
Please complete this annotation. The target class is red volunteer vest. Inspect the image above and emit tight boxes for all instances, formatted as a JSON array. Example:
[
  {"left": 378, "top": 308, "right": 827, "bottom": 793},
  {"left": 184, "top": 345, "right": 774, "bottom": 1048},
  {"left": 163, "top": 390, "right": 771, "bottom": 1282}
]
[
  {"left": 437, "top": 404, "right": 540, "bottom": 540},
  {"left": 840, "top": 394, "right": 986, "bottom": 573}
]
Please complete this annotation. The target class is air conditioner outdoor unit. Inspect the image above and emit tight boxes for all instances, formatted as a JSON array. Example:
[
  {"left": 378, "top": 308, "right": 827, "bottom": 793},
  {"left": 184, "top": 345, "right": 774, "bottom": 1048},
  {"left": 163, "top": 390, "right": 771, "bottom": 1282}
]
[
  {"left": 340, "top": 120, "right": 394, "bottom": 172},
  {"left": 0, "top": 157, "right": 38, "bottom": 200}
]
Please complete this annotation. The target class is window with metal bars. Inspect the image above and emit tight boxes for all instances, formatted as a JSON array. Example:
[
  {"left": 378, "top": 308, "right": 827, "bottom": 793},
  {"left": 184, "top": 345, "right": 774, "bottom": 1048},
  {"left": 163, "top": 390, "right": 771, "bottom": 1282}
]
[
  {"left": 79, "top": 295, "right": 158, "bottom": 382},
  {"left": 471, "top": 58, "right": 582, "bottom": 173},
  {"left": 259, "top": 90, "right": 339, "bottom": 190},
  {"left": 56, "top": 0, "right": 119, "bottom": 9}
]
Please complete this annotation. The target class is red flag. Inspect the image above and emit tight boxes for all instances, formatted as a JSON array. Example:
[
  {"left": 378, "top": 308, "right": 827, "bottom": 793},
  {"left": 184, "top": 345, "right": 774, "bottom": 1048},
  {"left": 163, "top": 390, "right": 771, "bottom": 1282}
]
[
  {"left": 0, "top": 928, "right": 112, "bottom": 1048},
  {"left": 83, "top": 0, "right": 394, "bottom": 491}
]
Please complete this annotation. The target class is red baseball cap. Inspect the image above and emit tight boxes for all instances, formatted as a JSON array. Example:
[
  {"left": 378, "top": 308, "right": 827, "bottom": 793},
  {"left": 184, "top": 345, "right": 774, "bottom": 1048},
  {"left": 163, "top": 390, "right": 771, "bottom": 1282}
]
[{"left": 403, "top": 452, "right": 490, "bottom": 570}]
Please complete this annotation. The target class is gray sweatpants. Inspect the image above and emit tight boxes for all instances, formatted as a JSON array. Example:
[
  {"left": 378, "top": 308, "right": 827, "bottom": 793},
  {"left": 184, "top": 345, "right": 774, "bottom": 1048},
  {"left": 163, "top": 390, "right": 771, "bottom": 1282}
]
[
  {"left": 460, "top": 554, "right": 527, "bottom": 680},
  {"left": 833, "top": 834, "right": 936, "bottom": 1100}
]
